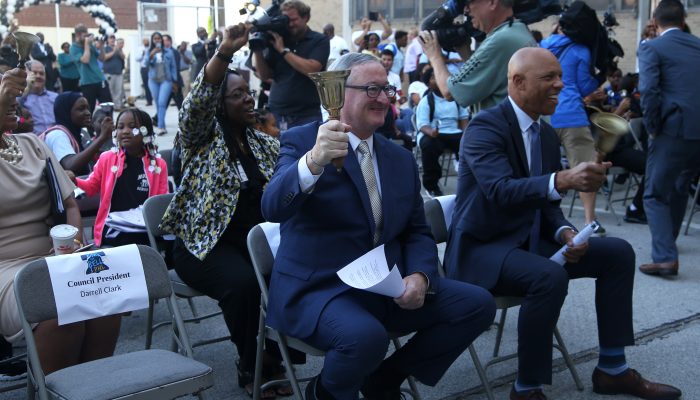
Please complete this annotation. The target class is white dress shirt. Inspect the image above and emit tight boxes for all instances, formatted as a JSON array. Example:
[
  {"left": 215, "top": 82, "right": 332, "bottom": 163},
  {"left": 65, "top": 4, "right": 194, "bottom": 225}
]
[
  {"left": 508, "top": 97, "right": 575, "bottom": 242},
  {"left": 298, "top": 132, "right": 382, "bottom": 195}
]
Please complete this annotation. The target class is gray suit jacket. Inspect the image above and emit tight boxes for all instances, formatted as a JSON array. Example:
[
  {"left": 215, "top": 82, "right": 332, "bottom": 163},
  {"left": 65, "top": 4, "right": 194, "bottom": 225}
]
[{"left": 638, "top": 29, "right": 700, "bottom": 139}]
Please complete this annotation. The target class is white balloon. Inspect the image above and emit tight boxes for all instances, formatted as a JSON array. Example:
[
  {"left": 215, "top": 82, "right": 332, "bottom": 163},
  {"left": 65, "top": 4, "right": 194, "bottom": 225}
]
[
  {"left": 106, "top": 27, "right": 114, "bottom": 35},
  {"left": 0, "top": 26, "right": 7, "bottom": 35}
]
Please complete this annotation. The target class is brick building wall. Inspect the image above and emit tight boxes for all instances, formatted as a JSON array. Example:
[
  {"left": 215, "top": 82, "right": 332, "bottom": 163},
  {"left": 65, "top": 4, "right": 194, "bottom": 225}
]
[{"left": 15, "top": 0, "right": 138, "bottom": 30}]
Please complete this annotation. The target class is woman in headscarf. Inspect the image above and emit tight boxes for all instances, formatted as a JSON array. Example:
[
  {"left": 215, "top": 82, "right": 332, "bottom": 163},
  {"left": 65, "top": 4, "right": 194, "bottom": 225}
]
[
  {"left": 75, "top": 108, "right": 169, "bottom": 248},
  {"left": 41, "top": 91, "right": 113, "bottom": 175},
  {"left": 0, "top": 68, "right": 121, "bottom": 375},
  {"left": 160, "top": 24, "right": 294, "bottom": 398}
]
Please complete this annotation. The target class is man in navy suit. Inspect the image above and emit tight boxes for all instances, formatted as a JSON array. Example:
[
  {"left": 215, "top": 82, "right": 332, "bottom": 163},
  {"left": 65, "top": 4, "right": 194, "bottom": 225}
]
[
  {"left": 444, "top": 47, "right": 681, "bottom": 400},
  {"left": 261, "top": 52, "right": 496, "bottom": 400},
  {"left": 637, "top": 0, "right": 700, "bottom": 277}
]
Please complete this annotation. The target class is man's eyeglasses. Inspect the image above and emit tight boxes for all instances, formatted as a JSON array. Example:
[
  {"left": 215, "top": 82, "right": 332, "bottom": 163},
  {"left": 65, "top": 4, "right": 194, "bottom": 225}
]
[{"left": 346, "top": 84, "right": 396, "bottom": 98}]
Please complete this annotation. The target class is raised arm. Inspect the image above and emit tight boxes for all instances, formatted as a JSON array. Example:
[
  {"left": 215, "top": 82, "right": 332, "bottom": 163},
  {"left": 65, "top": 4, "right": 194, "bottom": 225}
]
[{"left": 180, "top": 24, "right": 250, "bottom": 150}]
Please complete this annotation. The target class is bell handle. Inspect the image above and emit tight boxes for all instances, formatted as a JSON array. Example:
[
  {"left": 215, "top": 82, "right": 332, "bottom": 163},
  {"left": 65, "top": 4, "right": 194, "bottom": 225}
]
[{"left": 326, "top": 114, "right": 345, "bottom": 172}]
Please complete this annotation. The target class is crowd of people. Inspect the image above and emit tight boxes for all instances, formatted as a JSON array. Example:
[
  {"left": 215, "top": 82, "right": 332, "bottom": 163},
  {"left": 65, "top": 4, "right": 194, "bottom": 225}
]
[{"left": 0, "top": 0, "right": 697, "bottom": 399}]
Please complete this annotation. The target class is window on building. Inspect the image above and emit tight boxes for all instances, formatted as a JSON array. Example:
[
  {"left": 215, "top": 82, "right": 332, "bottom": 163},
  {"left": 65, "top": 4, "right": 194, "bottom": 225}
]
[{"left": 351, "top": 0, "right": 445, "bottom": 22}]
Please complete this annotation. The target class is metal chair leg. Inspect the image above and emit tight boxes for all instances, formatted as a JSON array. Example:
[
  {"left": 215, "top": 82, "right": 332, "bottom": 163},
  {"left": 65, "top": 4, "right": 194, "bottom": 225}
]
[
  {"left": 253, "top": 308, "right": 267, "bottom": 400},
  {"left": 145, "top": 299, "right": 155, "bottom": 349},
  {"left": 186, "top": 298, "right": 199, "bottom": 318},
  {"left": 606, "top": 177, "right": 623, "bottom": 225},
  {"left": 568, "top": 191, "right": 577, "bottom": 217},
  {"left": 684, "top": 183, "right": 700, "bottom": 235},
  {"left": 493, "top": 309, "right": 508, "bottom": 358},
  {"left": 469, "top": 344, "right": 495, "bottom": 400},
  {"left": 276, "top": 335, "right": 304, "bottom": 400},
  {"left": 553, "top": 327, "right": 583, "bottom": 391}
]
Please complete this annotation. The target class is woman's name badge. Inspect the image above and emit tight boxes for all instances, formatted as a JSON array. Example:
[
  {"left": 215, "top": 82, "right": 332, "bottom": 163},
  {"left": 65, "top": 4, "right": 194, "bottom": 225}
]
[{"left": 236, "top": 160, "right": 248, "bottom": 184}]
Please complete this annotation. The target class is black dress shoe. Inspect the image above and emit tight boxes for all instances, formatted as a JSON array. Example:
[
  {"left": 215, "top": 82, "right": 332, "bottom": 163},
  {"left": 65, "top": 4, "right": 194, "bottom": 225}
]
[
  {"left": 624, "top": 206, "right": 648, "bottom": 224},
  {"left": 509, "top": 387, "right": 547, "bottom": 400},
  {"left": 360, "top": 374, "right": 403, "bottom": 400},
  {"left": 592, "top": 368, "right": 682, "bottom": 400}
]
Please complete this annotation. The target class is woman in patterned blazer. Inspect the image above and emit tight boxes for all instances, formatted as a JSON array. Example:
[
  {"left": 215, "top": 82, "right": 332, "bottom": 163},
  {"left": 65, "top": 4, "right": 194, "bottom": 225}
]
[{"left": 160, "top": 24, "right": 289, "bottom": 398}]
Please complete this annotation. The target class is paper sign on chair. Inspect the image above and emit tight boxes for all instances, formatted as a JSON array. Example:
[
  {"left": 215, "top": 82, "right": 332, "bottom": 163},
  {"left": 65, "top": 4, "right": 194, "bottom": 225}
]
[{"left": 46, "top": 244, "right": 150, "bottom": 325}]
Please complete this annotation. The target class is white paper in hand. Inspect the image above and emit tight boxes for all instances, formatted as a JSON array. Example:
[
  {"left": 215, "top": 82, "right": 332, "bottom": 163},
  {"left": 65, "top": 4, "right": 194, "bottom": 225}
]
[
  {"left": 336, "top": 245, "right": 406, "bottom": 298},
  {"left": 550, "top": 221, "right": 600, "bottom": 266}
]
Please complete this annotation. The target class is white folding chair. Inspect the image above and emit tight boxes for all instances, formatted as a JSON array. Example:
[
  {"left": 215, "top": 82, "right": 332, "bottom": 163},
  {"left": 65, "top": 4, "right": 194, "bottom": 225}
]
[
  {"left": 424, "top": 196, "right": 583, "bottom": 400},
  {"left": 247, "top": 223, "right": 422, "bottom": 400},
  {"left": 14, "top": 245, "right": 214, "bottom": 400}
]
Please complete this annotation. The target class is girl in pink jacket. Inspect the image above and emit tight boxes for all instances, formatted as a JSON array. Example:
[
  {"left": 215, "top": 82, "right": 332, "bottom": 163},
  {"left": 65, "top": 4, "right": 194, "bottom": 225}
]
[{"left": 76, "top": 108, "right": 169, "bottom": 247}]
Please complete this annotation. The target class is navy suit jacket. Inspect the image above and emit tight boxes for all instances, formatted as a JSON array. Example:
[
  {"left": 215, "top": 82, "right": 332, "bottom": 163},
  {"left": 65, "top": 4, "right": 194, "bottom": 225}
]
[
  {"left": 261, "top": 121, "right": 439, "bottom": 339},
  {"left": 638, "top": 29, "right": 700, "bottom": 139},
  {"left": 444, "top": 100, "right": 570, "bottom": 290}
]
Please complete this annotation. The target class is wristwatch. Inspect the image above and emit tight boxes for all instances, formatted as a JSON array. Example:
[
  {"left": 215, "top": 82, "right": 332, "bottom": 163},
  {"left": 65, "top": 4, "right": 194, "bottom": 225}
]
[{"left": 281, "top": 47, "right": 291, "bottom": 56}]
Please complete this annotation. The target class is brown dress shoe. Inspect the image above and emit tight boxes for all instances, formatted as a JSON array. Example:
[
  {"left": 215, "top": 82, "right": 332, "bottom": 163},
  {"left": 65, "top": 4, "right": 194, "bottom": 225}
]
[
  {"left": 592, "top": 368, "right": 682, "bottom": 399},
  {"left": 509, "top": 387, "right": 547, "bottom": 400},
  {"left": 639, "top": 261, "right": 679, "bottom": 276}
]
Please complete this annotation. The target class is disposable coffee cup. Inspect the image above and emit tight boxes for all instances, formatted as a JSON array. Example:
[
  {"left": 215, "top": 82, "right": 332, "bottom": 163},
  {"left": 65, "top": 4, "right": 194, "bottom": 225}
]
[{"left": 50, "top": 224, "right": 79, "bottom": 255}]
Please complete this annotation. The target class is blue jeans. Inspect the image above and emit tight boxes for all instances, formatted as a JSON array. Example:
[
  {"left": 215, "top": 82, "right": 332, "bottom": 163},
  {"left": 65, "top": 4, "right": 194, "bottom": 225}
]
[{"left": 148, "top": 79, "right": 173, "bottom": 130}]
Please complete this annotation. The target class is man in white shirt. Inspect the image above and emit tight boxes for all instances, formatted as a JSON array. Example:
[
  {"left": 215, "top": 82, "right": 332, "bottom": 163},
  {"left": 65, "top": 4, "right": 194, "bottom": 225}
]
[
  {"left": 382, "top": 30, "right": 408, "bottom": 76},
  {"left": 379, "top": 49, "right": 402, "bottom": 100},
  {"left": 261, "top": 52, "right": 495, "bottom": 400},
  {"left": 323, "top": 24, "right": 349, "bottom": 65}
]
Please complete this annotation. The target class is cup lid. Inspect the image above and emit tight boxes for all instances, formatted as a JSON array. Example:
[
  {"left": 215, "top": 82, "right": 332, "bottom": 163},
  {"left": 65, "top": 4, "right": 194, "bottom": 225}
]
[{"left": 50, "top": 224, "right": 79, "bottom": 239}]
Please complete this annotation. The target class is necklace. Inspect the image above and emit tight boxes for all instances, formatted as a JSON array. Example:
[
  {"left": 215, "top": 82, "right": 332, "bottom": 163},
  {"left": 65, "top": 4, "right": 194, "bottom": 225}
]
[{"left": 0, "top": 134, "right": 23, "bottom": 165}]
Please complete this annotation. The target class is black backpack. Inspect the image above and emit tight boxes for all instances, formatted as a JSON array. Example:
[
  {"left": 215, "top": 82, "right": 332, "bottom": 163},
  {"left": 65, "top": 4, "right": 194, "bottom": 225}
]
[{"left": 559, "top": 1, "right": 624, "bottom": 83}]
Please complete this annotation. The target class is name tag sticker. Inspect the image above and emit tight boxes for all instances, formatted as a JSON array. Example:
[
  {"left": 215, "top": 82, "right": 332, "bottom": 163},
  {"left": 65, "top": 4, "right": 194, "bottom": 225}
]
[{"left": 46, "top": 244, "right": 150, "bottom": 325}]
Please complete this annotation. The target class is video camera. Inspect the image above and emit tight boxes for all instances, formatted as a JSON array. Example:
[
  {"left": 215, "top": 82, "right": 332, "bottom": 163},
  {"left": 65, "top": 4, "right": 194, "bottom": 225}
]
[
  {"left": 244, "top": 0, "right": 290, "bottom": 52},
  {"left": 422, "top": 0, "right": 562, "bottom": 52}
]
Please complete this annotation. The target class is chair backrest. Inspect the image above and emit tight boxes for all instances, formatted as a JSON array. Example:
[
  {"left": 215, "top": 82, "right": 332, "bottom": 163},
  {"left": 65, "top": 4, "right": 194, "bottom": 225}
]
[
  {"left": 246, "top": 223, "right": 279, "bottom": 307},
  {"left": 14, "top": 245, "right": 171, "bottom": 325},
  {"left": 142, "top": 193, "right": 175, "bottom": 250},
  {"left": 159, "top": 149, "right": 174, "bottom": 176},
  {"left": 424, "top": 195, "right": 456, "bottom": 244},
  {"left": 628, "top": 117, "right": 644, "bottom": 150}
]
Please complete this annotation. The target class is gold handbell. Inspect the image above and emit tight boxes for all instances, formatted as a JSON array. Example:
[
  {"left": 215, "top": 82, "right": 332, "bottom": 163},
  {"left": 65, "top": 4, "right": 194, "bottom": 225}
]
[
  {"left": 587, "top": 105, "right": 629, "bottom": 162},
  {"left": 308, "top": 70, "right": 351, "bottom": 172},
  {"left": 12, "top": 32, "right": 40, "bottom": 67}
]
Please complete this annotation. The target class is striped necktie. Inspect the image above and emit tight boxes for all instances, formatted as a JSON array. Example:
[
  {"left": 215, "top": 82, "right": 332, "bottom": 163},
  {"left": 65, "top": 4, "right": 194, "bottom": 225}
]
[{"left": 358, "top": 141, "right": 383, "bottom": 244}]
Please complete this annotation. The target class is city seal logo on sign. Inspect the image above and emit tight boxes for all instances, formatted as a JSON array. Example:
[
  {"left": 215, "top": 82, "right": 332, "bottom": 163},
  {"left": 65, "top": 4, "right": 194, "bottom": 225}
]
[{"left": 81, "top": 252, "right": 110, "bottom": 275}]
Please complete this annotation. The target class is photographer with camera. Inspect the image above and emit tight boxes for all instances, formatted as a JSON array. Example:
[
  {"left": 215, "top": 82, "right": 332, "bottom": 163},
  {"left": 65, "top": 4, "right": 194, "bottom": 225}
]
[
  {"left": 419, "top": 0, "right": 535, "bottom": 115},
  {"left": 70, "top": 24, "right": 112, "bottom": 114},
  {"left": 253, "top": 0, "right": 329, "bottom": 130}
]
